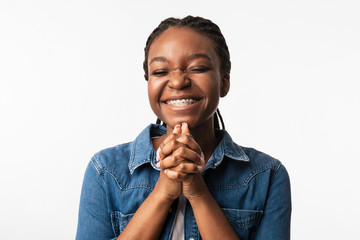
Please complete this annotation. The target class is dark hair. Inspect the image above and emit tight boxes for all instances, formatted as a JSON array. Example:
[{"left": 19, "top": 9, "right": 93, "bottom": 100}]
[
  {"left": 144, "top": 16, "right": 229, "bottom": 129},
  {"left": 143, "top": 15, "right": 231, "bottom": 80}
]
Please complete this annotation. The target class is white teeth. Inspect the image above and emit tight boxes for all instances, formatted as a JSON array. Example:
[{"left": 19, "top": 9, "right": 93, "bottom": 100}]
[{"left": 167, "top": 99, "right": 197, "bottom": 106}]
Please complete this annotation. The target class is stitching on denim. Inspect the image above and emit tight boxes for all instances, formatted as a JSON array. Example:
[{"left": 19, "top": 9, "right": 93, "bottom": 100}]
[
  {"left": 90, "top": 156, "right": 106, "bottom": 185},
  {"left": 229, "top": 214, "right": 256, "bottom": 229},
  {"left": 208, "top": 161, "right": 280, "bottom": 190},
  {"left": 129, "top": 143, "right": 155, "bottom": 175},
  {"left": 269, "top": 161, "right": 282, "bottom": 181},
  {"left": 91, "top": 155, "right": 104, "bottom": 175},
  {"left": 102, "top": 167, "right": 154, "bottom": 191},
  {"left": 243, "top": 163, "right": 279, "bottom": 186},
  {"left": 111, "top": 211, "right": 135, "bottom": 233},
  {"left": 90, "top": 154, "right": 155, "bottom": 191},
  {"left": 110, "top": 211, "right": 120, "bottom": 236},
  {"left": 128, "top": 141, "right": 136, "bottom": 174},
  {"left": 224, "top": 209, "right": 263, "bottom": 229}
]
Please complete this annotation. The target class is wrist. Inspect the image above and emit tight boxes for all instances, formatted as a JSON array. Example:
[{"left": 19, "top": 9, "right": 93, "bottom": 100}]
[
  {"left": 186, "top": 185, "right": 211, "bottom": 203},
  {"left": 152, "top": 183, "right": 178, "bottom": 204}
]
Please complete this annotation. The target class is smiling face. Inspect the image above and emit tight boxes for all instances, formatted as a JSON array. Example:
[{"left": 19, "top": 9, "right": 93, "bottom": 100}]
[{"left": 147, "top": 27, "right": 229, "bottom": 130}]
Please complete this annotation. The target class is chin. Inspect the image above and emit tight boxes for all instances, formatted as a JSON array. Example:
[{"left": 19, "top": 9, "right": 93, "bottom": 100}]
[{"left": 165, "top": 118, "right": 206, "bottom": 130}]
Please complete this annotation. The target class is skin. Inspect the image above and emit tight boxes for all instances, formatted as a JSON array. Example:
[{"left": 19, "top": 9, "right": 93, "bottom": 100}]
[{"left": 117, "top": 27, "right": 238, "bottom": 240}]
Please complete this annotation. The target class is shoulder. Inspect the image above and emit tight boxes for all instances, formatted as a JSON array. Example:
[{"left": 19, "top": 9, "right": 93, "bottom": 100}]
[
  {"left": 236, "top": 146, "right": 290, "bottom": 191},
  {"left": 241, "top": 146, "right": 283, "bottom": 173},
  {"left": 217, "top": 129, "right": 285, "bottom": 176},
  {"left": 87, "top": 123, "right": 164, "bottom": 177},
  {"left": 89, "top": 141, "right": 133, "bottom": 176},
  {"left": 222, "top": 131, "right": 289, "bottom": 187}
]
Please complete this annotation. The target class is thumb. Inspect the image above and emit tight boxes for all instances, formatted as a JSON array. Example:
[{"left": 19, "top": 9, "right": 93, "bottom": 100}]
[
  {"left": 173, "top": 124, "right": 181, "bottom": 135},
  {"left": 181, "top": 122, "right": 190, "bottom": 134}
]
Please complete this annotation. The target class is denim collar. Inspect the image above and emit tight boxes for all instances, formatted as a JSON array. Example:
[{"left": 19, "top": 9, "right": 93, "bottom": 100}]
[{"left": 128, "top": 124, "right": 249, "bottom": 174}]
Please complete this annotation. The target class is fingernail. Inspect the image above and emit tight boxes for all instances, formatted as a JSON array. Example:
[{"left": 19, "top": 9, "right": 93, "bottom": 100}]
[
  {"left": 156, "top": 147, "right": 161, "bottom": 161},
  {"left": 197, "top": 166, "right": 203, "bottom": 171},
  {"left": 156, "top": 162, "right": 160, "bottom": 168},
  {"left": 200, "top": 152, "right": 205, "bottom": 164},
  {"left": 164, "top": 169, "right": 167, "bottom": 175},
  {"left": 173, "top": 124, "right": 180, "bottom": 133}
]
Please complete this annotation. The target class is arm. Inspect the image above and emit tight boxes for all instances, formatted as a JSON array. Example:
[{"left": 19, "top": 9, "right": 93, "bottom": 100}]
[
  {"left": 255, "top": 164, "right": 292, "bottom": 240},
  {"left": 77, "top": 132, "right": 183, "bottom": 240},
  {"left": 76, "top": 159, "right": 118, "bottom": 240},
  {"left": 187, "top": 176, "right": 240, "bottom": 240},
  {"left": 76, "top": 162, "right": 179, "bottom": 240},
  {"left": 160, "top": 123, "right": 240, "bottom": 240},
  {"left": 116, "top": 173, "right": 175, "bottom": 240},
  {"left": 117, "top": 127, "right": 184, "bottom": 239}
]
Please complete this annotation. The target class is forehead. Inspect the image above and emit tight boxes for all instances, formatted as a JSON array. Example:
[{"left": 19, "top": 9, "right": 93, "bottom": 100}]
[{"left": 148, "top": 27, "right": 217, "bottom": 61}]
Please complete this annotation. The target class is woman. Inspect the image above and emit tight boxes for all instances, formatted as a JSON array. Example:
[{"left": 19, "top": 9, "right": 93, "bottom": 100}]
[{"left": 76, "top": 16, "right": 291, "bottom": 240}]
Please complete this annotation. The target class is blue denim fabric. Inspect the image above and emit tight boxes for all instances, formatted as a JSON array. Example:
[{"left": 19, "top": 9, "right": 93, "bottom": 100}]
[{"left": 76, "top": 124, "right": 291, "bottom": 240}]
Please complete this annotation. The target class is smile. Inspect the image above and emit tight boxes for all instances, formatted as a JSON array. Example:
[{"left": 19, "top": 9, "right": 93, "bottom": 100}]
[{"left": 166, "top": 99, "right": 198, "bottom": 106}]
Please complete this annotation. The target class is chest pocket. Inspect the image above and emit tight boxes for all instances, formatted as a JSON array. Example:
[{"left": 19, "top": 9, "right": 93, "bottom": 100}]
[
  {"left": 110, "top": 211, "right": 135, "bottom": 236},
  {"left": 222, "top": 208, "right": 263, "bottom": 239}
]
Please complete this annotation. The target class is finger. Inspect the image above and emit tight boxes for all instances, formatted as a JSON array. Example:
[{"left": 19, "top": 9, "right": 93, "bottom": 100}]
[
  {"left": 164, "top": 169, "right": 193, "bottom": 181},
  {"left": 160, "top": 124, "right": 181, "bottom": 148},
  {"left": 170, "top": 162, "right": 202, "bottom": 173},
  {"left": 158, "top": 127, "right": 181, "bottom": 159},
  {"left": 156, "top": 147, "right": 161, "bottom": 161},
  {"left": 159, "top": 147, "right": 204, "bottom": 169},
  {"left": 173, "top": 146, "right": 205, "bottom": 165},
  {"left": 173, "top": 124, "right": 181, "bottom": 134},
  {"left": 176, "top": 134, "right": 202, "bottom": 155},
  {"left": 159, "top": 154, "right": 183, "bottom": 169},
  {"left": 179, "top": 122, "right": 203, "bottom": 156},
  {"left": 160, "top": 140, "right": 187, "bottom": 159},
  {"left": 181, "top": 122, "right": 190, "bottom": 134},
  {"left": 161, "top": 133, "right": 179, "bottom": 148},
  {"left": 158, "top": 124, "right": 181, "bottom": 149},
  {"left": 160, "top": 147, "right": 203, "bottom": 167}
]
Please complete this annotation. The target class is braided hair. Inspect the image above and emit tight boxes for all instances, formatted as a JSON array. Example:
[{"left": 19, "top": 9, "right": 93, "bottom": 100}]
[{"left": 144, "top": 16, "right": 230, "bottom": 129}]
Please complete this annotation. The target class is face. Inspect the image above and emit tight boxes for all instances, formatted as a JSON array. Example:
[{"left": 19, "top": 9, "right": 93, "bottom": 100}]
[{"left": 147, "top": 27, "right": 229, "bottom": 130}]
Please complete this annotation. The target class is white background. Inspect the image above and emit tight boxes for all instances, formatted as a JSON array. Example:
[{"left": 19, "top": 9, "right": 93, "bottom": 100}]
[{"left": 1, "top": 0, "right": 359, "bottom": 239}]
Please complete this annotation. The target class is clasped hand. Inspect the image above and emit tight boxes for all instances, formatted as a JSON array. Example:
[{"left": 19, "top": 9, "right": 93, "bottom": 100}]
[{"left": 155, "top": 123, "right": 207, "bottom": 201}]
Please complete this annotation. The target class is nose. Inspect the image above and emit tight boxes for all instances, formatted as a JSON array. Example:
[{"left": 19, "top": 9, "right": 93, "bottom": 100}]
[{"left": 168, "top": 69, "right": 191, "bottom": 89}]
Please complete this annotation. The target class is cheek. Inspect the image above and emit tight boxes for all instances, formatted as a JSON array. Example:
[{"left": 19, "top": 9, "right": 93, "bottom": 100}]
[
  {"left": 201, "top": 75, "right": 221, "bottom": 99},
  {"left": 147, "top": 81, "right": 162, "bottom": 109}
]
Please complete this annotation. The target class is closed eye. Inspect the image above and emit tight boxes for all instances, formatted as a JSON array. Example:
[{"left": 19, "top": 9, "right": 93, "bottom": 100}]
[
  {"left": 151, "top": 70, "right": 169, "bottom": 76},
  {"left": 188, "top": 66, "right": 210, "bottom": 73}
]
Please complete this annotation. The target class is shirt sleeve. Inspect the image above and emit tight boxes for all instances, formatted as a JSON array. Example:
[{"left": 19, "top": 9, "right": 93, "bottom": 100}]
[
  {"left": 76, "top": 158, "right": 117, "bottom": 240},
  {"left": 255, "top": 164, "right": 292, "bottom": 240}
]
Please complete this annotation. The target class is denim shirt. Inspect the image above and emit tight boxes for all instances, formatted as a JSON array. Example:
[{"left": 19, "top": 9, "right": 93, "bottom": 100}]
[{"left": 76, "top": 124, "right": 291, "bottom": 240}]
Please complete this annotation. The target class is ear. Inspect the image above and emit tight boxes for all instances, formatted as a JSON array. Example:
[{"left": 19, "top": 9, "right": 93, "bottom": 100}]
[{"left": 220, "top": 73, "right": 230, "bottom": 97}]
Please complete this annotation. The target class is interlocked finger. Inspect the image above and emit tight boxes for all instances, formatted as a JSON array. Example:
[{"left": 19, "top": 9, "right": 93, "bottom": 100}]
[
  {"left": 157, "top": 124, "right": 182, "bottom": 160},
  {"left": 160, "top": 152, "right": 203, "bottom": 172},
  {"left": 164, "top": 169, "right": 194, "bottom": 181}
]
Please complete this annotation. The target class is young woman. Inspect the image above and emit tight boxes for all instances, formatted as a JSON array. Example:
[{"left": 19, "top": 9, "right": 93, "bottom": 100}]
[{"left": 76, "top": 16, "right": 291, "bottom": 240}]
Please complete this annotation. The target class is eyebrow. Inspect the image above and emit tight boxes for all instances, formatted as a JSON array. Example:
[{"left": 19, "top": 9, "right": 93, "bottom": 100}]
[
  {"left": 149, "top": 56, "right": 168, "bottom": 64},
  {"left": 187, "top": 53, "right": 211, "bottom": 61},
  {"left": 149, "top": 53, "right": 212, "bottom": 65}
]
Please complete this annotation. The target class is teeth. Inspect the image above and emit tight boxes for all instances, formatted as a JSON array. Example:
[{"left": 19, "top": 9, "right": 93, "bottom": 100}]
[{"left": 167, "top": 99, "right": 197, "bottom": 106}]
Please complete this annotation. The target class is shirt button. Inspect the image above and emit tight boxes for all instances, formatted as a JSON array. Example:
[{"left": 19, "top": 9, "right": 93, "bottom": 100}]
[{"left": 189, "top": 238, "right": 195, "bottom": 240}]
